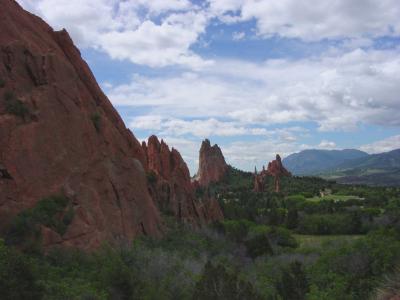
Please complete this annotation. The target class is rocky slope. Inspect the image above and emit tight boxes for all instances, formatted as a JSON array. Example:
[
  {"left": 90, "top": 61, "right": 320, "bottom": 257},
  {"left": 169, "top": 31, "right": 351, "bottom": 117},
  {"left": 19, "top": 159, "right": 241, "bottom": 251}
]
[
  {"left": 0, "top": 0, "right": 222, "bottom": 250},
  {"left": 196, "top": 139, "right": 228, "bottom": 186}
]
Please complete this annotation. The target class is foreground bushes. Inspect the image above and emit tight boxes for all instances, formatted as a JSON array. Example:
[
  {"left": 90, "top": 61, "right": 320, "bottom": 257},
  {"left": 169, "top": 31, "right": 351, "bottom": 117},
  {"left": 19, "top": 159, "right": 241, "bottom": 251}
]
[{"left": 5, "top": 196, "right": 73, "bottom": 252}]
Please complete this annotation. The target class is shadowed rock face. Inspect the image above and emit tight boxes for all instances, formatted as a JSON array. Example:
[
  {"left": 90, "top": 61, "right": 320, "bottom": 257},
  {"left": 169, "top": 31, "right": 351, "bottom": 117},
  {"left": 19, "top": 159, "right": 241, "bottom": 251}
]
[
  {"left": 197, "top": 139, "right": 228, "bottom": 187},
  {"left": 143, "top": 136, "right": 223, "bottom": 225},
  {"left": 0, "top": 0, "right": 161, "bottom": 250}
]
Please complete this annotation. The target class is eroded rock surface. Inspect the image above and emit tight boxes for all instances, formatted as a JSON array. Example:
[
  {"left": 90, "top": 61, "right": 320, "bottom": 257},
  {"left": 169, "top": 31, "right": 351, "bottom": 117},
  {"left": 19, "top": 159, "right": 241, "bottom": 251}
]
[
  {"left": 197, "top": 139, "right": 228, "bottom": 187},
  {"left": 0, "top": 0, "right": 160, "bottom": 250},
  {"left": 143, "top": 136, "right": 223, "bottom": 225}
]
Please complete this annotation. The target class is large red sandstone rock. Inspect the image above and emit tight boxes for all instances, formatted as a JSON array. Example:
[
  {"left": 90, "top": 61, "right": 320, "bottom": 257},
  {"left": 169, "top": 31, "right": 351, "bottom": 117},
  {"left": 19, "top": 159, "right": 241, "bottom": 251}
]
[
  {"left": 143, "top": 136, "right": 223, "bottom": 225},
  {"left": 266, "top": 154, "right": 291, "bottom": 177},
  {"left": 254, "top": 154, "right": 291, "bottom": 193},
  {"left": 0, "top": 0, "right": 161, "bottom": 250},
  {"left": 197, "top": 139, "right": 228, "bottom": 187}
]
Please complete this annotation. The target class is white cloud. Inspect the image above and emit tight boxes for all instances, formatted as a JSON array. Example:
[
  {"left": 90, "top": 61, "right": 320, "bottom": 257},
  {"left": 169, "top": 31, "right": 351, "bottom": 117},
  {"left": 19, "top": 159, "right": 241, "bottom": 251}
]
[
  {"left": 360, "top": 135, "right": 400, "bottom": 154},
  {"left": 209, "top": 0, "right": 400, "bottom": 41},
  {"left": 98, "top": 11, "right": 212, "bottom": 68},
  {"left": 19, "top": 0, "right": 400, "bottom": 70},
  {"left": 130, "top": 116, "right": 274, "bottom": 137},
  {"left": 232, "top": 31, "right": 245, "bottom": 41},
  {"left": 110, "top": 48, "right": 400, "bottom": 132},
  {"left": 223, "top": 139, "right": 303, "bottom": 171},
  {"left": 318, "top": 140, "right": 337, "bottom": 150},
  {"left": 16, "top": 0, "right": 210, "bottom": 68}
]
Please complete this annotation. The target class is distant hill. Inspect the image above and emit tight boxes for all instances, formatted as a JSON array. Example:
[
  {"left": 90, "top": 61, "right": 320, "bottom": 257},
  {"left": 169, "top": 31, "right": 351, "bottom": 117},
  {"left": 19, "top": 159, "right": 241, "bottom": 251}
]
[
  {"left": 321, "top": 149, "right": 400, "bottom": 186},
  {"left": 282, "top": 149, "right": 369, "bottom": 175}
]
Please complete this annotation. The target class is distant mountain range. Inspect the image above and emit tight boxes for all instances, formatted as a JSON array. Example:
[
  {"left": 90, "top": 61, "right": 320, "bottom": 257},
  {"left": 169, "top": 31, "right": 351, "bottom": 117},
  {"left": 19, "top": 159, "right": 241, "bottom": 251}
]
[
  {"left": 282, "top": 149, "right": 369, "bottom": 175},
  {"left": 283, "top": 149, "right": 400, "bottom": 186}
]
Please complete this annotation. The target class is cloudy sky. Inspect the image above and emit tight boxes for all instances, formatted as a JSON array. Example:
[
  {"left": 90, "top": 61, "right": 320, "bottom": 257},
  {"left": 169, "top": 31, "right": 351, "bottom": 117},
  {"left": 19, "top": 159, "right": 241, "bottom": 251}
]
[{"left": 18, "top": 0, "right": 400, "bottom": 174}]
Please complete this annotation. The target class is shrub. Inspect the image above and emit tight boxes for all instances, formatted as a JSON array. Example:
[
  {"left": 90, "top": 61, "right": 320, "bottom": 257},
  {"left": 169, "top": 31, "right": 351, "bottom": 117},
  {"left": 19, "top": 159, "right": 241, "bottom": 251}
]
[
  {"left": 221, "top": 219, "right": 254, "bottom": 242},
  {"left": 245, "top": 233, "right": 273, "bottom": 258},
  {"left": 194, "top": 261, "right": 261, "bottom": 299},
  {"left": 276, "top": 261, "right": 309, "bottom": 300},
  {"left": 298, "top": 212, "right": 364, "bottom": 235},
  {"left": 146, "top": 170, "right": 157, "bottom": 185},
  {"left": 3, "top": 91, "right": 30, "bottom": 119},
  {"left": 5, "top": 195, "right": 72, "bottom": 252},
  {"left": 91, "top": 112, "right": 101, "bottom": 132},
  {"left": 286, "top": 208, "right": 299, "bottom": 229},
  {"left": 0, "top": 240, "right": 43, "bottom": 299},
  {"left": 0, "top": 78, "right": 5, "bottom": 88}
]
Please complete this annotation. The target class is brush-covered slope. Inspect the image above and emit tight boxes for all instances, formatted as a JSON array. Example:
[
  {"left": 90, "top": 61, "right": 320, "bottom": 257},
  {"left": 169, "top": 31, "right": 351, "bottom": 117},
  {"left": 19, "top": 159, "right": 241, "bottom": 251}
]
[
  {"left": 322, "top": 149, "right": 400, "bottom": 186},
  {"left": 283, "top": 149, "right": 369, "bottom": 175}
]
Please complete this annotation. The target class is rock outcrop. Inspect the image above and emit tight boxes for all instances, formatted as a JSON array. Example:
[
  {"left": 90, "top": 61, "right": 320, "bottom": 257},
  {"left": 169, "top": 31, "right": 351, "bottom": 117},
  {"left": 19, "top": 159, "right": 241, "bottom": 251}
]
[
  {"left": 142, "top": 136, "right": 223, "bottom": 225},
  {"left": 0, "top": 0, "right": 162, "bottom": 250},
  {"left": 197, "top": 139, "right": 228, "bottom": 187},
  {"left": 254, "top": 155, "right": 292, "bottom": 193}
]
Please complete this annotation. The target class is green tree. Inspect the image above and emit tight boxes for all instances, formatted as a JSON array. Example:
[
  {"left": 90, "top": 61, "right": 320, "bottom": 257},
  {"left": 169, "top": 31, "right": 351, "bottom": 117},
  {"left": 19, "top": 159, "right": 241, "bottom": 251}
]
[
  {"left": 0, "top": 240, "right": 43, "bottom": 300},
  {"left": 194, "top": 261, "right": 260, "bottom": 300},
  {"left": 286, "top": 208, "right": 299, "bottom": 229},
  {"left": 276, "top": 261, "right": 309, "bottom": 300}
]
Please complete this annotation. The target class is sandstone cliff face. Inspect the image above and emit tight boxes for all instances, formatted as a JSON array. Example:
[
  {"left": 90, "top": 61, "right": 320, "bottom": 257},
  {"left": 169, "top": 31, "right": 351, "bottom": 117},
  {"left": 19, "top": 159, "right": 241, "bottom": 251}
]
[
  {"left": 0, "top": 0, "right": 160, "bottom": 250},
  {"left": 267, "top": 154, "right": 291, "bottom": 177},
  {"left": 197, "top": 139, "right": 228, "bottom": 187},
  {"left": 142, "top": 136, "right": 223, "bottom": 225}
]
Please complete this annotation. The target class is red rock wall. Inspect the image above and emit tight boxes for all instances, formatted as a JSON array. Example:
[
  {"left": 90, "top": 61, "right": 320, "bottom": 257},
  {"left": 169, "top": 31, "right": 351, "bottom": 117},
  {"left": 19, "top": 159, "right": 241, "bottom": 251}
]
[
  {"left": 197, "top": 139, "right": 228, "bottom": 187},
  {"left": 143, "top": 136, "right": 223, "bottom": 225},
  {"left": 0, "top": 0, "right": 160, "bottom": 250}
]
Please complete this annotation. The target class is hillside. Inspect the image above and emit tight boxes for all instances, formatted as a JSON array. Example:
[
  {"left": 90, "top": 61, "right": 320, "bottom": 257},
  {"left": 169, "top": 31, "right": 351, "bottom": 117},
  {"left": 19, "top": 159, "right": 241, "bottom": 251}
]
[
  {"left": 283, "top": 149, "right": 369, "bottom": 175},
  {"left": 321, "top": 149, "right": 400, "bottom": 186}
]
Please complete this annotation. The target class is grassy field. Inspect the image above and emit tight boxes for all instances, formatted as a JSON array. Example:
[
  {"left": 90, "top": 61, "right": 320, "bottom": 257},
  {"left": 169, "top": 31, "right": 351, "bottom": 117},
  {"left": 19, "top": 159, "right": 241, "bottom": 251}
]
[
  {"left": 306, "top": 194, "right": 363, "bottom": 202},
  {"left": 294, "top": 234, "right": 363, "bottom": 251}
]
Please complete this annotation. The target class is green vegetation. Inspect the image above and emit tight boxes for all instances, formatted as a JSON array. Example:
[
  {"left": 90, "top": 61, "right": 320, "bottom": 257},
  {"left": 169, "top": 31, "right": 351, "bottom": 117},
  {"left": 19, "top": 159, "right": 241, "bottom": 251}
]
[
  {"left": 0, "top": 78, "right": 5, "bottom": 88},
  {"left": 3, "top": 91, "right": 30, "bottom": 119},
  {"left": 306, "top": 194, "right": 362, "bottom": 202},
  {"left": 146, "top": 170, "right": 158, "bottom": 185},
  {"left": 1, "top": 169, "right": 400, "bottom": 299},
  {"left": 5, "top": 195, "right": 73, "bottom": 253},
  {"left": 91, "top": 112, "right": 101, "bottom": 132}
]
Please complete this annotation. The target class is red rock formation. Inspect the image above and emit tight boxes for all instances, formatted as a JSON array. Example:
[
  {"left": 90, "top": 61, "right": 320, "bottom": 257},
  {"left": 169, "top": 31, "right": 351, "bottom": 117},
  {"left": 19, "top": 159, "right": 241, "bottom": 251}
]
[
  {"left": 253, "top": 167, "right": 265, "bottom": 192},
  {"left": 197, "top": 139, "right": 228, "bottom": 186},
  {"left": 0, "top": 0, "right": 161, "bottom": 250},
  {"left": 268, "top": 154, "right": 292, "bottom": 192},
  {"left": 254, "top": 154, "right": 291, "bottom": 193},
  {"left": 142, "top": 136, "right": 223, "bottom": 224}
]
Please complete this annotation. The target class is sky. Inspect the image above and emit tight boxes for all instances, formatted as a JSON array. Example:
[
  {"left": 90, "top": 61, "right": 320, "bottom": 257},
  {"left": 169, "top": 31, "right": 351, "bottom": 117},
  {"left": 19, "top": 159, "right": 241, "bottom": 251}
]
[{"left": 17, "top": 0, "right": 400, "bottom": 174}]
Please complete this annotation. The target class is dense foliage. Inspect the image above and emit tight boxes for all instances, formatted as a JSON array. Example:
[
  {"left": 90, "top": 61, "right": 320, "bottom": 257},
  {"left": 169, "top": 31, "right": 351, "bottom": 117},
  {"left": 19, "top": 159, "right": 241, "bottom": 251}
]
[{"left": 1, "top": 170, "right": 400, "bottom": 299}]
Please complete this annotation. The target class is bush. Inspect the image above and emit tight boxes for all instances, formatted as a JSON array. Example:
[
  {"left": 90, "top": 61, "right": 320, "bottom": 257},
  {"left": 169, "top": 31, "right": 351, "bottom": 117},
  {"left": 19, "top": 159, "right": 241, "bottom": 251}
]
[
  {"left": 0, "top": 78, "right": 5, "bottom": 88},
  {"left": 91, "top": 112, "right": 101, "bottom": 132},
  {"left": 3, "top": 91, "right": 30, "bottom": 119},
  {"left": 5, "top": 195, "right": 72, "bottom": 252},
  {"left": 298, "top": 212, "right": 363, "bottom": 235},
  {"left": 146, "top": 171, "right": 157, "bottom": 185},
  {"left": 308, "top": 229, "right": 400, "bottom": 299},
  {"left": 276, "top": 261, "right": 309, "bottom": 300},
  {"left": 220, "top": 219, "right": 254, "bottom": 242},
  {"left": 245, "top": 233, "right": 273, "bottom": 258},
  {"left": 194, "top": 261, "right": 261, "bottom": 299},
  {"left": 0, "top": 240, "right": 43, "bottom": 299}
]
